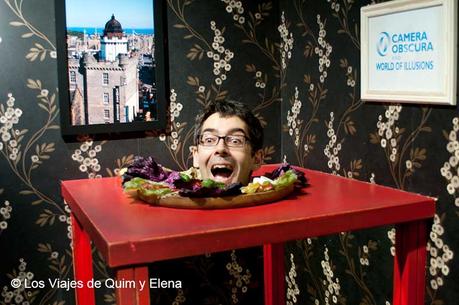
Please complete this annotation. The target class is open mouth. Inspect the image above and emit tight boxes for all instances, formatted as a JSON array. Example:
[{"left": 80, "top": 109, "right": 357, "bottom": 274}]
[{"left": 210, "top": 164, "right": 234, "bottom": 182}]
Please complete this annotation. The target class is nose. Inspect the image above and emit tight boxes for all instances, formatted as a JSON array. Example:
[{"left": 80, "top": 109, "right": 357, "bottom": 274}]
[{"left": 214, "top": 137, "right": 229, "bottom": 155}]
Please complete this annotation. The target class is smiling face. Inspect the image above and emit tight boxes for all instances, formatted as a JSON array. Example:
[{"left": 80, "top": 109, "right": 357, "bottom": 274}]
[{"left": 192, "top": 113, "right": 263, "bottom": 185}]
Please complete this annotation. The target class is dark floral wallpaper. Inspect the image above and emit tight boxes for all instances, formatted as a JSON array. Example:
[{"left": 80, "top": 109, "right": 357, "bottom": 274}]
[
  {"left": 0, "top": 0, "right": 458, "bottom": 305},
  {"left": 280, "top": 1, "right": 458, "bottom": 305}
]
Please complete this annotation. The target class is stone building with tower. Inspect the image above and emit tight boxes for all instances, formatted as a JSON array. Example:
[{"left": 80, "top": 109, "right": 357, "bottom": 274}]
[{"left": 68, "top": 15, "right": 139, "bottom": 125}]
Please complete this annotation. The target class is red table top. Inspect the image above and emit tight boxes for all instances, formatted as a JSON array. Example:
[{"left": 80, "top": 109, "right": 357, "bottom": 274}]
[{"left": 61, "top": 164, "right": 435, "bottom": 267}]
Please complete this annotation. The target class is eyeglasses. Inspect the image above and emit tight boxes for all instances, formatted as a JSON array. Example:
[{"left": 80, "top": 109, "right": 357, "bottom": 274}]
[{"left": 198, "top": 134, "right": 250, "bottom": 148}]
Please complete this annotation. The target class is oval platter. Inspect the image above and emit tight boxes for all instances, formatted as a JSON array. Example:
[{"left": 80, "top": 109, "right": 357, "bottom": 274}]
[{"left": 136, "top": 184, "right": 295, "bottom": 209}]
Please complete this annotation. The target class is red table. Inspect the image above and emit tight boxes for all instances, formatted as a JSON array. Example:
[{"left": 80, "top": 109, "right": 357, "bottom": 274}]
[{"left": 61, "top": 164, "right": 435, "bottom": 305}]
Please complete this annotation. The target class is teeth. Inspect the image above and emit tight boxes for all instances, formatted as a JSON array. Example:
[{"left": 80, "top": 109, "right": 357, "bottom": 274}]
[{"left": 212, "top": 164, "right": 232, "bottom": 170}]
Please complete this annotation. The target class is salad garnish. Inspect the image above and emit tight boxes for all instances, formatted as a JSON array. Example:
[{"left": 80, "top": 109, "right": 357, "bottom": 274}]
[{"left": 122, "top": 157, "right": 307, "bottom": 202}]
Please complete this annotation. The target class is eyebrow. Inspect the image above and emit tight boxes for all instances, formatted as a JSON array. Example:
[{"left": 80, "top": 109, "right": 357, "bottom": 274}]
[{"left": 201, "top": 128, "right": 247, "bottom": 135}]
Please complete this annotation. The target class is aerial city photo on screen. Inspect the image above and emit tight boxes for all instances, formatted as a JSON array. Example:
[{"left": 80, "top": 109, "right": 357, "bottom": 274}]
[{"left": 65, "top": 0, "right": 157, "bottom": 125}]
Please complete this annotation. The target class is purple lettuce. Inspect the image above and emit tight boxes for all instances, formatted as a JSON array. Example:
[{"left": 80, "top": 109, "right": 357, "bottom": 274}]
[
  {"left": 122, "top": 156, "right": 173, "bottom": 183},
  {"left": 163, "top": 171, "right": 182, "bottom": 186},
  {"left": 264, "top": 163, "right": 308, "bottom": 189}
]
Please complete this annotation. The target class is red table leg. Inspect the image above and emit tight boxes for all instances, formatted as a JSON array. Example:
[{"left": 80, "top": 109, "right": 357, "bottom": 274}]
[
  {"left": 115, "top": 266, "right": 150, "bottom": 305},
  {"left": 71, "top": 213, "right": 95, "bottom": 305},
  {"left": 263, "top": 243, "right": 285, "bottom": 305},
  {"left": 393, "top": 220, "right": 428, "bottom": 305}
]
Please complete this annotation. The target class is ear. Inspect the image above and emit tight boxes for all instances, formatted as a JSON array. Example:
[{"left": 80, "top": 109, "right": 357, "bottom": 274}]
[
  {"left": 190, "top": 145, "right": 199, "bottom": 168},
  {"left": 251, "top": 149, "right": 264, "bottom": 171}
]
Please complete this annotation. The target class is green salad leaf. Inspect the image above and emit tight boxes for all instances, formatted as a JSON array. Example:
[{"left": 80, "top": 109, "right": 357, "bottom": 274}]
[
  {"left": 138, "top": 187, "right": 173, "bottom": 197},
  {"left": 179, "top": 172, "right": 192, "bottom": 182},
  {"left": 123, "top": 177, "right": 148, "bottom": 190},
  {"left": 274, "top": 170, "right": 298, "bottom": 189},
  {"left": 201, "top": 179, "right": 226, "bottom": 189}
]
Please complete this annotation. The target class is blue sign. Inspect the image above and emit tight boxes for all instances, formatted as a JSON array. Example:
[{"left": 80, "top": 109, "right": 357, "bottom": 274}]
[{"left": 376, "top": 32, "right": 390, "bottom": 56}]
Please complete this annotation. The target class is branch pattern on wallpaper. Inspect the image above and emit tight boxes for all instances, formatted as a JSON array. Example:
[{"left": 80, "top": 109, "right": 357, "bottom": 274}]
[
  {"left": 4, "top": 0, "right": 56, "bottom": 61},
  {"left": 164, "top": 0, "right": 278, "bottom": 170},
  {"left": 0, "top": 4, "right": 133, "bottom": 304},
  {"left": 282, "top": 2, "right": 454, "bottom": 305}
]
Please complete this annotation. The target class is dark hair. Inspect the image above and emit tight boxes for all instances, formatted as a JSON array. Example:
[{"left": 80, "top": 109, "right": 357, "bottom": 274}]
[{"left": 194, "top": 100, "right": 264, "bottom": 152}]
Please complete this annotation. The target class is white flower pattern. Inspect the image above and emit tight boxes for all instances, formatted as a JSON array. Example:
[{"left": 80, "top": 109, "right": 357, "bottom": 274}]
[
  {"left": 159, "top": 89, "right": 184, "bottom": 152},
  {"left": 345, "top": 65, "right": 355, "bottom": 87},
  {"left": 287, "top": 87, "right": 302, "bottom": 147},
  {"left": 376, "top": 105, "right": 402, "bottom": 162},
  {"left": 324, "top": 112, "right": 342, "bottom": 174},
  {"left": 321, "top": 247, "right": 340, "bottom": 304},
  {"left": 359, "top": 244, "right": 370, "bottom": 266},
  {"left": 172, "top": 288, "right": 186, "bottom": 305},
  {"left": 221, "top": 0, "right": 245, "bottom": 24},
  {"left": 427, "top": 214, "right": 453, "bottom": 290},
  {"left": 71, "top": 140, "right": 102, "bottom": 178},
  {"left": 387, "top": 228, "right": 396, "bottom": 256},
  {"left": 1, "top": 259, "right": 36, "bottom": 305},
  {"left": 286, "top": 253, "right": 300, "bottom": 305},
  {"left": 328, "top": 0, "right": 341, "bottom": 13},
  {"left": 441, "top": 117, "right": 459, "bottom": 202},
  {"left": 226, "top": 250, "right": 251, "bottom": 303},
  {"left": 0, "top": 199, "right": 12, "bottom": 232},
  {"left": 254, "top": 70, "right": 266, "bottom": 89},
  {"left": 207, "top": 21, "right": 234, "bottom": 85},
  {"left": 278, "top": 11, "right": 294, "bottom": 70},
  {"left": 315, "top": 15, "right": 332, "bottom": 83},
  {"left": 0, "top": 94, "right": 23, "bottom": 161}
]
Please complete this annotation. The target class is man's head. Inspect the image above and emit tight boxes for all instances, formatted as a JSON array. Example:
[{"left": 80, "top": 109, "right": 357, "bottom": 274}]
[{"left": 192, "top": 100, "right": 264, "bottom": 185}]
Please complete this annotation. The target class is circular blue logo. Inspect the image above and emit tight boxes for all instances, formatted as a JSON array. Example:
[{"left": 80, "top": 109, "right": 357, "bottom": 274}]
[{"left": 376, "top": 32, "right": 390, "bottom": 56}]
